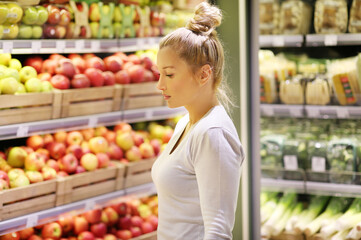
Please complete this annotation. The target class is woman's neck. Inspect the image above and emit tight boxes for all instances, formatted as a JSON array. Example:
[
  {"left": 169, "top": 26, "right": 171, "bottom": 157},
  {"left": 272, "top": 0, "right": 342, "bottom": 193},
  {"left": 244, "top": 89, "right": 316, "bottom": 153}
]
[{"left": 185, "top": 94, "right": 219, "bottom": 126}]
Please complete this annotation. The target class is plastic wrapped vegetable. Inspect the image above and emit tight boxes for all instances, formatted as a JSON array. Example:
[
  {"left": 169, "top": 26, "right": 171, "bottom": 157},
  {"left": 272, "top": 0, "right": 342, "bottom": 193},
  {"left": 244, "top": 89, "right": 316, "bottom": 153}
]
[
  {"left": 306, "top": 140, "right": 329, "bottom": 182},
  {"left": 283, "top": 139, "right": 307, "bottom": 180},
  {"left": 279, "top": 75, "right": 305, "bottom": 105},
  {"left": 279, "top": 0, "right": 312, "bottom": 35},
  {"left": 259, "top": 0, "right": 280, "bottom": 35},
  {"left": 305, "top": 76, "right": 331, "bottom": 105},
  {"left": 261, "top": 135, "right": 286, "bottom": 178},
  {"left": 349, "top": 0, "right": 361, "bottom": 33},
  {"left": 327, "top": 139, "right": 358, "bottom": 184},
  {"left": 314, "top": 0, "right": 348, "bottom": 34}
]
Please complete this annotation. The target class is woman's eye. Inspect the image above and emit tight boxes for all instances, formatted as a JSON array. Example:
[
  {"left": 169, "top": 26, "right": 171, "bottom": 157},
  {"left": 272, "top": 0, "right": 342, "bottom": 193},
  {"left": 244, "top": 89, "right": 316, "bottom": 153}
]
[{"left": 166, "top": 74, "right": 174, "bottom": 78}]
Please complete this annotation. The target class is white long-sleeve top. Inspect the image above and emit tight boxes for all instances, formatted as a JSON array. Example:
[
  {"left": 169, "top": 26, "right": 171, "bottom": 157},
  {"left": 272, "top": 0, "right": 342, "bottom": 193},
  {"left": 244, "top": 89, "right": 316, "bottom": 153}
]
[{"left": 151, "top": 105, "right": 244, "bottom": 240}]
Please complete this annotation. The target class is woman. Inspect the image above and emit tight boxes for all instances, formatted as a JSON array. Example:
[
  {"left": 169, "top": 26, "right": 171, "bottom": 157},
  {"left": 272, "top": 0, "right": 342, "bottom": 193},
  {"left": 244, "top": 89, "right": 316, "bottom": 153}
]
[{"left": 151, "top": 2, "right": 245, "bottom": 239}]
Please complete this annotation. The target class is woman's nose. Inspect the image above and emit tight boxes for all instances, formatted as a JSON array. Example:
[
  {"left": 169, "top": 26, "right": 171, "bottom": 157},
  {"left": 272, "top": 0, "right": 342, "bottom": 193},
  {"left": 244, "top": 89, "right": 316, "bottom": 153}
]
[{"left": 157, "top": 76, "right": 166, "bottom": 91}]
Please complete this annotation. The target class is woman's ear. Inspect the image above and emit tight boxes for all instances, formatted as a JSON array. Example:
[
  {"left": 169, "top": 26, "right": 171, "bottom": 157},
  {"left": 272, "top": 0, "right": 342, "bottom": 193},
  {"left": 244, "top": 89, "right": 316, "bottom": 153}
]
[{"left": 198, "top": 64, "right": 212, "bottom": 86}]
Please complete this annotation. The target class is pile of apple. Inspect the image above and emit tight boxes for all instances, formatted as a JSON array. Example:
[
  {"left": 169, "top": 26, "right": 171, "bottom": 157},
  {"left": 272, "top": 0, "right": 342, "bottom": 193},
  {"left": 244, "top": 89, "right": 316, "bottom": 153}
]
[
  {"left": 18, "top": 5, "right": 49, "bottom": 39},
  {"left": 0, "top": 121, "right": 174, "bottom": 190},
  {"left": 0, "top": 195, "right": 158, "bottom": 240},
  {"left": 24, "top": 51, "right": 159, "bottom": 90},
  {"left": 0, "top": 3, "right": 23, "bottom": 39},
  {"left": 0, "top": 53, "right": 53, "bottom": 95}
]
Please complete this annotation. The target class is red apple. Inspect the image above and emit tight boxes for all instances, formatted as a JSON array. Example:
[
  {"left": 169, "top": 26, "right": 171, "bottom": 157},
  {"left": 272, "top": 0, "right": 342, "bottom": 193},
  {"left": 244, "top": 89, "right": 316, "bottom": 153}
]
[
  {"left": 41, "top": 222, "right": 62, "bottom": 240},
  {"left": 78, "top": 231, "right": 94, "bottom": 240},
  {"left": 141, "top": 56, "right": 153, "bottom": 70},
  {"left": 162, "top": 128, "right": 174, "bottom": 143},
  {"left": 90, "top": 222, "right": 107, "bottom": 238},
  {"left": 46, "top": 159, "right": 60, "bottom": 172},
  {"left": 104, "top": 56, "right": 123, "bottom": 73},
  {"left": 86, "top": 57, "right": 106, "bottom": 71},
  {"left": 102, "top": 71, "right": 116, "bottom": 86},
  {"left": 36, "top": 148, "right": 50, "bottom": 162},
  {"left": 130, "top": 215, "right": 143, "bottom": 228},
  {"left": 68, "top": 54, "right": 82, "bottom": 59},
  {"left": 114, "top": 70, "right": 130, "bottom": 84},
  {"left": 125, "top": 146, "right": 142, "bottom": 162},
  {"left": 58, "top": 214, "right": 74, "bottom": 233},
  {"left": 83, "top": 209, "right": 102, "bottom": 224},
  {"left": 50, "top": 74, "right": 70, "bottom": 89},
  {"left": 55, "top": 58, "right": 76, "bottom": 79},
  {"left": 143, "top": 69, "right": 155, "bottom": 82},
  {"left": 127, "top": 54, "right": 141, "bottom": 64},
  {"left": 151, "top": 65, "right": 160, "bottom": 81},
  {"left": 26, "top": 135, "right": 44, "bottom": 151},
  {"left": 139, "top": 142, "right": 155, "bottom": 159},
  {"left": 150, "top": 139, "right": 161, "bottom": 156},
  {"left": 81, "top": 129, "right": 95, "bottom": 141},
  {"left": 103, "top": 234, "right": 116, "bottom": 240},
  {"left": 122, "top": 62, "right": 134, "bottom": 71},
  {"left": 66, "top": 144, "right": 84, "bottom": 160},
  {"left": 96, "top": 153, "right": 110, "bottom": 168},
  {"left": 75, "top": 165, "right": 86, "bottom": 174},
  {"left": 49, "top": 54, "right": 66, "bottom": 61},
  {"left": 41, "top": 59, "right": 57, "bottom": 75},
  {"left": 141, "top": 222, "right": 154, "bottom": 234},
  {"left": 132, "top": 133, "right": 144, "bottom": 147},
  {"left": 28, "top": 235, "right": 42, "bottom": 240},
  {"left": 111, "top": 201, "right": 129, "bottom": 216},
  {"left": 18, "top": 228, "right": 34, "bottom": 240},
  {"left": 0, "top": 233, "right": 20, "bottom": 240},
  {"left": 74, "top": 216, "right": 89, "bottom": 235},
  {"left": 71, "top": 74, "right": 91, "bottom": 89},
  {"left": 118, "top": 215, "right": 132, "bottom": 230},
  {"left": 146, "top": 215, "right": 158, "bottom": 229},
  {"left": 59, "top": 8, "right": 71, "bottom": 26},
  {"left": 127, "top": 65, "right": 145, "bottom": 83},
  {"left": 114, "top": 122, "right": 132, "bottom": 133},
  {"left": 107, "top": 143, "right": 123, "bottom": 160},
  {"left": 43, "top": 134, "right": 54, "bottom": 148},
  {"left": 113, "top": 52, "right": 128, "bottom": 63},
  {"left": 129, "top": 227, "right": 141, "bottom": 238},
  {"left": 25, "top": 57, "right": 43, "bottom": 73},
  {"left": 103, "top": 207, "right": 118, "bottom": 226},
  {"left": 115, "top": 230, "right": 131, "bottom": 240},
  {"left": 66, "top": 131, "right": 84, "bottom": 146},
  {"left": 57, "top": 171, "right": 69, "bottom": 177},
  {"left": 83, "top": 53, "right": 96, "bottom": 60},
  {"left": 59, "top": 153, "right": 78, "bottom": 174},
  {"left": 43, "top": 24, "right": 57, "bottom": 39},
  {"left": 47, "top": 5, "right": 61, "bottom": 25},
  {"left": 71, "top": 57, "right": 86, "bottom": 73},
  {"left": 0, "top": 151, "right": 6, "bottom": 159},
  {"left": 25, "top": 152, "right": 46, "bottom": 171},
  {"left": 42, "top": 166, "right": 57, "bottom": 180},
  {"left": 84, "top": 68, "right": 104, "bottom": 87},
  {"left": 0, "top": 170, "right": 9, "bottom": 186},
  {"left": 48, "top": 142, "right": 67, "bottom": 160},
  {"left": 104, "top": 131, "right": 116, "bottom": 143},
  {"left": 38, "top": 72, "right": 52, "bottom": 82}
]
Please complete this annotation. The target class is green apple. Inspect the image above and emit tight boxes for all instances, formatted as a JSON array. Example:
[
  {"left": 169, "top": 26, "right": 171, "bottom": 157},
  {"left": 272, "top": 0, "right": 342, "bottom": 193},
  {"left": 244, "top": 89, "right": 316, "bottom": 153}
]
[
  {"left": 0, "top": 4, "right": 9, "bottom": 25},
  {"left": 32, "top": 25, "right": 43, "bottom": 39},
  {"left": 0, "top": 77, "right": 19, "bottom": 94},
  {"left": 25, "top": 77, "right": 42, "bottom": 92},
  {"left": 4, "top": 67, "right": 20, "bottom": 81},
  {"left": 114, "top": 6, "right": 122, "bottom": 22},
  {"left": 8, "top": 58, "right": 22, "bottom": 71},
  {"left": 19, "top": 66, "right": 37, "bottom": 83},
  {"left": 10, "top": 174, "right": 30, "bottom": 188},
  {"left": 36, "top": 6, "right": 48, "bottom": 25},
  {"left": 41, "top": 81, "right": 53, "bottom": 92},
  {"left": 0, "top": 24, "right": 4, "bottom": 39},
  {"left": 0, "top": 65, "right": 7, "bottom": 79},
  {"left": 90, "top": 22, "right": 100, "bottom": 38},
  {"left": 6, "top": 3, "right": 23, "bottom": 24},
  {"left": 15, "top": 83, "right": 26, "bottom": 94},
  {"left": 18, "top": 24, "right": 32, "bottom": 39},
  {"left": 3, "top": 24, "right": 19, "bottom": 39},
  {"left": 22, "top": 6, "right": 38, "bottom": 25},
  {"left": 113, "top": 22, "right": 122, "bottom": 38},
  {"left": 0, "top": 53, "right": 11, "bottom": 66},
  {"left": 7, "top": 147, "right": 27, "bottom": 168}
]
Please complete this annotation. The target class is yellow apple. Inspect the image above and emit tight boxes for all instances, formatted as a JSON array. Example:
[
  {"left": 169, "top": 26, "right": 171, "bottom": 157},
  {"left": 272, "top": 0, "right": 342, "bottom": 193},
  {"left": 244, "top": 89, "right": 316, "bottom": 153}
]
[
  {"left": 8, "top": 58, "right": 22, "bottom": 71},
  {"left": 0, "top": 4, "right": 8, "bottom": 24},
  {"left": 3, "top": 24, "right": 19, "bottom": 39},
  {"left": 0, "top": 77, "right": 19, "bottom": 94},
  {"left": 0, "top": 53, "right": 11, "bottom": 66},
  {"left": 5, "top": 3, "right": 23, "bottom": 24}
]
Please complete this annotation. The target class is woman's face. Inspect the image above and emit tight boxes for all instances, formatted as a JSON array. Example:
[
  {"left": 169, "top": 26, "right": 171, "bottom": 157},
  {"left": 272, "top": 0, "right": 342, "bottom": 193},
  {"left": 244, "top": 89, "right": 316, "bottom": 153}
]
[{"left": 156, "top": 46, "right": 201, "bottom": 109}]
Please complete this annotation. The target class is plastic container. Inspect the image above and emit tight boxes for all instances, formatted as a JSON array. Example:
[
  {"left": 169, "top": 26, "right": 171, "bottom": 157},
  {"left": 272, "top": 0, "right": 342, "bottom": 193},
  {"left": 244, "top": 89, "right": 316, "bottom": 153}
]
[
  {"left": 314, "top": 0, "right": 348, "bottom": 34},
  {"left": 259, "top": 0, "right": 280, "bottom": 35},
  {"left": 349, "top": 0, "right": 361, "bottom": 33},
  {"left": 279, "top": 0, "right": 312, "bottom": 35},
  {"left": 279, "top": 75, "right": 305, "bottom": 105},
  {"left": 305, "top": 75, "right": 331, "bottom": 105},
  {"left": 306, "top": 140, "right": 329, "bottom": 182}
]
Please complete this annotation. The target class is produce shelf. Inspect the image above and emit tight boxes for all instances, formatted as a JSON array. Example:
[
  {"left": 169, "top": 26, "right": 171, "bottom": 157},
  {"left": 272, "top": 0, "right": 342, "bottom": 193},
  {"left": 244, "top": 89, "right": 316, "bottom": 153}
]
[
  {"left": 261, "top": 178, "right": 306, "bottom": 193},
  {"left": 259, "top": 35, "right": 304, "bottom": 48},
  {"left": 0, "top": 38, "right": 162, "bottom": 54},
  {"left": 0, "top": 182, "right": 156, "bottom": 236},
  {"left": 306, "top": 33, "right": 361, "bottom": 47},
  {"left": 306, "top": 181, "right": 361, "bottom": 198},
  {"left": 260, "top": 104, "right": 305, "bottom": 118},
  {"left": 0, "top": 106, "right": 186, "bottom": 140}
]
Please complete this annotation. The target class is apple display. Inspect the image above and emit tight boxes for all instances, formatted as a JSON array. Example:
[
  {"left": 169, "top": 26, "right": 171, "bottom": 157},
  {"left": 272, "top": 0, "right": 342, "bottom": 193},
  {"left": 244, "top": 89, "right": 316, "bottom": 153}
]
[
  {"left": 116, "top": 131, "right": 134, "bottom": 151},
  {"left": 127, "top": 65, "right": 145, "bottom": 83},
  {"left": 22, "top": 7, "right": 38, "bottom": 25},
  {"left": 41, "top": 222, "right": 62, "bottom": 240},
  {"left": 114, "top": 70, "right": 130, "bottom": 84},
  {"left": 71, "top": 74, "right": 90, "bottom": 89},
  {"left": 55, "top": 58, "right": 76, "bottom": 79},
  {"left": 42, "top": 166, "right": 57, "bottom": 180},
  {"left": 7, "top": 146, "right": 27, "bottom": 168},
  {"left": 102, "top": 71, "right": 116, "bottom": 86},
  {"left": 25, "top": 170, "right": 44, "bottom": 183},
  {"left": 83, "top": 209, "right": 102, "bottom": 224},
  {"left": 25, "top": 152, "right": 46, "bottom": 171},
  {"left": 58, "top": 153, "right": 78, "bottom": 174},
  {"left": 125, "top": 146, "right": 142, "bottom": 162},
  {"left": 25, "top": 78, "right": 42, "bottom": 92},
  {"left": 48, "top": 142, "right": 66, "bottom": 160},
  {"left": 80, "top": 153, "right": 98, "bottom": 171},
  {"left": 19, "top": 66, "right": 37, "bottom": 83},
  {"left": 50, "top": 74, "right": 70, "bottom": 89},
  {"left": 0, "top": 77, "right": 19, "bottom": 94},
  {"left": 89, "top": 136, "right": 109, "bottom": 154},
  {"left": 84, "top": 68, "right": 104, "bottom": 87}
]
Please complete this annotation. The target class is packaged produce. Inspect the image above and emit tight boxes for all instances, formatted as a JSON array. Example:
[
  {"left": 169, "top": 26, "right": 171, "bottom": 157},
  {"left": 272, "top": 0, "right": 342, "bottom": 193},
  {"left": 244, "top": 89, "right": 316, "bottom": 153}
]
[
  {"left": 314, "top": 0, "right": 348, "bottom": 34},
  {"left": 306, "top": 140, "right": 329, "bottom": 182},
  {"left": 328, "top": 57, "right": 361, "bottom": 106},
  {"left": 298, "top": 58, "right": 327, "bottom": 75},
  {"left": 283, "top": 138, "right": 307, "bottom": 180},
  {"left": 305, "top": 76, "right": 331, "bottom": 105},
  {"left": 279, "top": 0, "right": 312, "bottom": 35},
  {"left": 279, "top": 75, "right": 305, "bottom": 105},
  {"left": 261, "top": 135, "right": 286, "bottom": 178},
  {"left": 327, "top": 139, "right": 358, "bottom": 184},
  {"left": 259, "top": 0, "right": 280, "bottom": 35},
  {"left": 349, "top": 0, "right": 361, "bottom": 33}
]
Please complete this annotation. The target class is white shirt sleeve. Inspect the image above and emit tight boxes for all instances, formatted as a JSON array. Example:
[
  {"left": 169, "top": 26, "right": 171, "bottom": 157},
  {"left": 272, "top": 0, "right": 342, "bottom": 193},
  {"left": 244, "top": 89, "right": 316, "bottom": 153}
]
[{"left": 192, "top": 127, "right": 244, "bottom": 240}]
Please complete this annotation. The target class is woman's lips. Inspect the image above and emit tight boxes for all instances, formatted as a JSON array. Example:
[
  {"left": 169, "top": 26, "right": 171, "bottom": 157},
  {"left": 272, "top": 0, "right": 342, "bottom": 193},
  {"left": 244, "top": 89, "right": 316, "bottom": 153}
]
[{"left": 163, "top": 94, "right": 170, "bottom": 100}]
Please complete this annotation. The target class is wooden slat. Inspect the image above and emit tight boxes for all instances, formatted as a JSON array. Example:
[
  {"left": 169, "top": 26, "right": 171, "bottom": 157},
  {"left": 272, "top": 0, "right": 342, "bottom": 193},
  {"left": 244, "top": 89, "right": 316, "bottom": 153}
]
[
  {"left": 66, "top": 100, "right": 114, "bottom": 117},
  {"left": 0, "top": 106, "right": 53, "bottom": 125},
  {"left": 124, "top": 159, "right": 155, "bottom": 188},
  {"left": 0, "top": 92, "right": 53, "bottom": 108},
  {"left": 71, "top": 180, "right": 116, "bottom": 202},
  {"left": 1, "top": 202, "right": 54, "bottom": 221},
  {"left": 61, "top": 86, "right": 116, "bottom": 102},
  {"left": 122, "top": 82, "right": 160, "bottom": 97},
  {"left": 132, "top": 232, "right": 157, "bottom": 240},
  {"left": 126, "top": 159, "right": 156, "bottom": 175},
  {"left": 123, "top": 95, "right": 165, "bottom": 110},
  {"left": 3, "top": 194, "right": 56, "bottom": 213},
  {"left": 115, "top": 164, "right": 126, "bottom": 190}
]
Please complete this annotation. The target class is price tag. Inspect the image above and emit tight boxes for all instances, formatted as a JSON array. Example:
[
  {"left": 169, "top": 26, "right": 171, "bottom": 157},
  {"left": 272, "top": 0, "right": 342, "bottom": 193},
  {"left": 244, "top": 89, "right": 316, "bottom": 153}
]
[
  {"left": 85, "top": 200, "right": 95, "bottom": 211},
  {"left": 312, "top": 156, "right": 326, "bottom": 172},
  {"left": 307, "top": 107, "right": 319, "bottom": 118},
  {"left": 337, "top": 108, "right": 349, "bottom": 118},
  {"left": 17, "top": 125, "right": 29, "bottom": 137},
  {"left": 283, "top": 155, "right": 298, "bottom": 170},
  {"left": 91, "top": 41, "right": 100, "bottom": 51},
  {"left": 324, "top": 35, "right": 338, "bottom": 46},
  {"left": 32, "top": 41, "right": 41, "bottom": 53},
  {"left": 272, "top": 36, "right": 285, "bottom": 47},
  {"left": 56, "top": 41, "right": 66, "bottom": 53},
  {"left": 75, "top": 40, "right": 85, "bottom": 50},
  {"left": 26, "top": 215, "right": 38, "bottom": 228},
  {"left": 148, "top": 38, "right": 156, "bottom": 46},
  {"left": 262, "top": 106, "right": 274, "bottom": 116},
  {"left": 138, "top": 38, "right": 145, "bottom": 49},
  {"left": 290, "top": 108, "right": 302, "bottom": 117},
  {"left": 3, "top": 41, "right": 13, "bottom": 53},
  {"left": 88, "top": 117, "right": 98, "bottom": 128}
]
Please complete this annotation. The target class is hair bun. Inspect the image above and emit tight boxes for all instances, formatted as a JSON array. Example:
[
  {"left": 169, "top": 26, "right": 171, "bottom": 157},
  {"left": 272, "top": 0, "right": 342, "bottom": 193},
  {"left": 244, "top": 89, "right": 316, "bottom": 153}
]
[{"left": 186, "top": 2, "right": 222, "bottom": 36}]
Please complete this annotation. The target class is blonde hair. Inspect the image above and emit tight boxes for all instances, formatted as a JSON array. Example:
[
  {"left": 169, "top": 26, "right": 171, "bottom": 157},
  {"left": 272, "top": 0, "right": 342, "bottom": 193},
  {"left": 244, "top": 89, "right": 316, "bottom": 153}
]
[{"left": 159, "top": 2, "right": 234, "bottom": 113}]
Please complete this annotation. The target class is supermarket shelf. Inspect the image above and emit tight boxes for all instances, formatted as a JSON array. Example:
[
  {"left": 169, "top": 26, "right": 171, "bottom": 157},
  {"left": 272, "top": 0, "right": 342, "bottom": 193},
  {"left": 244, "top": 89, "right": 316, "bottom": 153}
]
[
  {"left": 306, "top": 33, "right": 361, "bottom": 47},
  {"left": 0, "top": 106, "right": 187, "bottom": 140},
  {"left": 261, "top": 104, "right": 361, "bottom": 119},
  {"left": 0, "top": 182, "right": 157, "bottom": 235},
  {"left": 0, "top": 37, "right": 162, "bottom": 54},
  {"left": 261, "top": 178, "right": 306, "bottom": 193},
  {"left": 306, "top": 181, "right": 361, "bottom": 198},
  {"left": 259, "top": 35, "right": 304, "bottom": 48}
]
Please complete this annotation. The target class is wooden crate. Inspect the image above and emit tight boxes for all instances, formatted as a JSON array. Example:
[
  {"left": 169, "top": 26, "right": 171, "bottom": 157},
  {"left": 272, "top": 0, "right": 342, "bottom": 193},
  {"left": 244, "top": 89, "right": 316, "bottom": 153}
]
[
  {"left": 0, "top": 179, "right": 57, "bottom": 221},
  {"left": 132, "top": 231, "right": 157, "bottom": 240},
  {"left": 124, "top": 158, "right": 156, "bottom": 188},
  {"left": 59, "top": 85, "right": 123, "bottom": 118},
  {"left": 271, "top": 232, "right": 305, "bottom": 240},
  {"left": 0, "top": 92, "right": 61, "bottom": 126},
  {"left": 56, "top": 163, "right": 125, "bottom": 206},
  {"left": 306, "top": 234, "right": 326, "bottom": 240},
  {"left": 122, "top": 82, "right": 165, "bottom": 110},
  {"left": 8, "top": 0, "right": 40, "bottom": 5}
]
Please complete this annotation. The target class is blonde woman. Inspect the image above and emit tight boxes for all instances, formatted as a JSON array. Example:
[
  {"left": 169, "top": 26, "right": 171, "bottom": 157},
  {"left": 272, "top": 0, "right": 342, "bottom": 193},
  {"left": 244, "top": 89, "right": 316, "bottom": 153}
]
[{"left": 151, "top": 2, "right": 245, "bottom": 239}]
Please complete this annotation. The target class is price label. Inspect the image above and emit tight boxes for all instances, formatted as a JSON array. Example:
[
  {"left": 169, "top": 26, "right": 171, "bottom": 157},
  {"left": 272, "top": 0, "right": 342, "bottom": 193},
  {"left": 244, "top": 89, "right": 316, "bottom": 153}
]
[
  {"left": 148, "top": 38, "right": 156, "bottom": 46},
  {"left": 337, "top": 108, "right": 349, "bottom": 118},
  {"left": 307, "top": 107, "right": 319, "bottom": 118},
  {"left": 26, "top": 215, "right": 38, "bottom": 228},
  {"left": 91, "top": 41, "right": 100, "bottom": 51},
  {"left": 32, "top": 41, "right": 41, "bottom": 53},
  {"left": 56, "top": 41, "right": 66, "bottom": 53},
  {"left": 324, "top": 35, "right": 338, "bottom": 46},
  {"left": 75, "top": 40, "right": 85, "bottom": 50},
  {"left": 138, "top": 38, "right": 145, "bottom": 49},
  {"left": 290, "top": 108, "right": 302, "bottom": 117},
  {"left": 3, "top": 41, "right": 13, "bottom": 53},
  {"left": 312, "top": 156, "right": 326, "bottom": 172},
  {"left": 262, "top": 106, "right": 274, "bottom": 116},
  {"left": 284, "top": 155, "right": 298, "bottom": 170},
  {"left": 85, "top": 200, "right": 95, "bottom": 211},
  {"left": 17, "top": 125, "right": 29, "bottom": 137},
  {"left": 88, "top": 117, "right": 98, "bottom": 128},
  {"left": 272, "top": 36, "right": 285, "bottom": 47}
]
